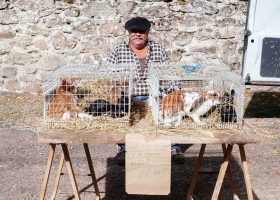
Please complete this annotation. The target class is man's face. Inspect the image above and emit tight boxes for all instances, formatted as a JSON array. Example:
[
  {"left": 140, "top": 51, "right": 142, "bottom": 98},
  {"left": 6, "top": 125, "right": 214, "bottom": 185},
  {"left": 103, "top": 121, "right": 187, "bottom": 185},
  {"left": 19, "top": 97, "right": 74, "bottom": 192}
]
[{"left": 129, "top": 29, "right": 149, "bottom": 49}]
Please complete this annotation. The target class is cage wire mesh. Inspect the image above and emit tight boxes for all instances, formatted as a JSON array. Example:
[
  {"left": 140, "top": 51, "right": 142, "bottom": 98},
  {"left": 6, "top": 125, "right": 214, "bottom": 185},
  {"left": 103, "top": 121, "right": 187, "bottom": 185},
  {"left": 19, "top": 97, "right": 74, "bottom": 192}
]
[
  {"left": 40, "top": 64, "right": 137, "bottom": 131},
  {"left": 148, "top": 63, "right": 245, "bottom": 130}
]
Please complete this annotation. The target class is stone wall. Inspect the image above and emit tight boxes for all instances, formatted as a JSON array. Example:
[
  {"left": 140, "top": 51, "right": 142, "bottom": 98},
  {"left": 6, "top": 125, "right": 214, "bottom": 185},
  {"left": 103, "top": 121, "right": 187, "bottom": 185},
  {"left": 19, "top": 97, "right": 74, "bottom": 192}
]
[{"left": 0, "top": 0, "right": 248, "bottom": 94}]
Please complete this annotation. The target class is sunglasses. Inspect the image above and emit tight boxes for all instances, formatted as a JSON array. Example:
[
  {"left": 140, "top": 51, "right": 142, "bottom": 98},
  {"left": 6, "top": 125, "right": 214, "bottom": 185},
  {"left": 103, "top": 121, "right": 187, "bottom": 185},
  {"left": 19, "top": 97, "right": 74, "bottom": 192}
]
[{"left": 129, "top": 29, "right": 147, "bottom": 34}]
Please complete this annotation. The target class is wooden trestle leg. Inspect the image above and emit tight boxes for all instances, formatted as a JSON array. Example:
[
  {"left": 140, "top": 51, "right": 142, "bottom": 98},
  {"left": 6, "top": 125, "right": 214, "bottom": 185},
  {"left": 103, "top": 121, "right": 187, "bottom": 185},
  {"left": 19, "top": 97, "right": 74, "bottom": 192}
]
[
  {"left": 83, "top": 143, "right": 101, "bottom": 200},
  {"left": 239, "top": 144, "right": 254, "bottom": 200},
  {"left": 40, "top": 144, "right": 56, "bottom": 200},
  {"left": 222, "top": 144, "right": 237, "bottom": 199},
  {"left": 211, "top": 144, "right": 233, "bottom": 200},
  {"left": 61, "top": 143, "right": 81, "bottom": 200},
  {"left": 186, "top": 144, "right": 206, "bottom": 200},
  {"left": 40, "top": 143, "right": 101, "bottom": 200},
  {"left": 50, "top": 153, "right": 64, "bottom": 200}
]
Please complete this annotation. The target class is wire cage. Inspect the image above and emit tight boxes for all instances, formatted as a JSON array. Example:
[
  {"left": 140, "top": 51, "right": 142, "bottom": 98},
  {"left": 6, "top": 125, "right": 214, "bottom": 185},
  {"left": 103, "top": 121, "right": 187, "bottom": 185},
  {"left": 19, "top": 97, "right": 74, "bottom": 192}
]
[
  {"left": 148, "top": 63, "right": 246, "bottom": 130},
  {"left": 41, "top": 64, "right": 136, "bottom": 131}
]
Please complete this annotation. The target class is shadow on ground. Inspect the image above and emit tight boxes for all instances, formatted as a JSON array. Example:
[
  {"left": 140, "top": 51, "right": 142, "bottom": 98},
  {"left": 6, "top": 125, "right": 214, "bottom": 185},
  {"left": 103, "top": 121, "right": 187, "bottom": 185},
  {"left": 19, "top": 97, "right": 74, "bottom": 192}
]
[
  {"left": 245, "top": 91, "right": 280, "bottom": 118},
  {"left": 101, "top": 149, "right": 259, "bottom": 200}
]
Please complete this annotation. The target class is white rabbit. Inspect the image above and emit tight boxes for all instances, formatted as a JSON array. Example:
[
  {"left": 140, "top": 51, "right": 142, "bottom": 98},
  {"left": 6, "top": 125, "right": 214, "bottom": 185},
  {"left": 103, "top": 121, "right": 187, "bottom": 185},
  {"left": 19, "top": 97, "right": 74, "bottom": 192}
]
[{"left": 184, "top": 91, "right": 221, "bottom": 123}]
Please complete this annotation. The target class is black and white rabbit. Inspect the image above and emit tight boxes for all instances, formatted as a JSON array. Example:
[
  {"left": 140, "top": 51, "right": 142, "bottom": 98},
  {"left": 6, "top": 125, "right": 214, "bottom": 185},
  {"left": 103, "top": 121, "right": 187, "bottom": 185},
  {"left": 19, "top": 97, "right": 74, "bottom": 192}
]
[
  {"left": 86, "top": 99, "right": 110, "bottom": 116},
  {"left": 86, "top": 96, "right": 129, "bottom": 118},
  {"left": 220, "top": 89, "right": 237, "bottom": 122},
  {"left": 85, "top": 81, "right": 129, "bottom": 118},
  {"left": 109, "top": 95, "right": 129, "bottom": 118},
  {"left": 85, "top": 93, "right": 129, "bottom": 117}
]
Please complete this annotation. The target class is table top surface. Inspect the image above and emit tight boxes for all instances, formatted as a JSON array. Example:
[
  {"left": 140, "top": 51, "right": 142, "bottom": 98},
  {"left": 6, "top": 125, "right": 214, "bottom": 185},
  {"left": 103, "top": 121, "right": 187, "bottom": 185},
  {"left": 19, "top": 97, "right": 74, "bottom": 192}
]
[{"left": 37, "top": 123, "right": 261, "bottom": 144}]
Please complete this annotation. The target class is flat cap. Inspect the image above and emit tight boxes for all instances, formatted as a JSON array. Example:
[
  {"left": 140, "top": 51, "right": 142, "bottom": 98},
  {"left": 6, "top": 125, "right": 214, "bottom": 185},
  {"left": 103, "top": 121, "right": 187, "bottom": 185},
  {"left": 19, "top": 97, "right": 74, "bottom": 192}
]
[{"left": 125, "top": 17, "right": 151, "bottom": 31}]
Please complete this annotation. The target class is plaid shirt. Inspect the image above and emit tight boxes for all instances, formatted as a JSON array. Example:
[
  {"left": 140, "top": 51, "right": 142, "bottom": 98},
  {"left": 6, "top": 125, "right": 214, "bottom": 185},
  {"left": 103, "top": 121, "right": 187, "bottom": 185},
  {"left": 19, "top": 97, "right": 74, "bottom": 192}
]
[{"left": 107, "top": 40, "right": 170, "bottom": 95}]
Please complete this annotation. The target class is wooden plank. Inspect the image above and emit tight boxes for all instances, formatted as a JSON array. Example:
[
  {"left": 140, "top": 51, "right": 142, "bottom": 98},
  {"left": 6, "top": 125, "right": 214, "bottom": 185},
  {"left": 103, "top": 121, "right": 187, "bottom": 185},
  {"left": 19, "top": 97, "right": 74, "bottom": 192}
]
[
  {"left": 239, "top": 144, "right": 254, "bottom": 200},
  {"left": 50, "top": 153, "right": 64, "bottom": 200},
  {"left": 186, "top": 144, "right": 206, "bottom": 200},
  {"left": 38, "top": 127, "right": 260, "bottom": 144},
  {"left": 39, "top": 144, "right": 56, "bottom": 200},
  {"left": 61, "top": 144, "right": 81, "bottom": 200},
  {"left": 83, "top": 144, "right": 101, "bottom": 200},
  {"left": 211, "top": 144, "right": 233, "bottom": 200}
]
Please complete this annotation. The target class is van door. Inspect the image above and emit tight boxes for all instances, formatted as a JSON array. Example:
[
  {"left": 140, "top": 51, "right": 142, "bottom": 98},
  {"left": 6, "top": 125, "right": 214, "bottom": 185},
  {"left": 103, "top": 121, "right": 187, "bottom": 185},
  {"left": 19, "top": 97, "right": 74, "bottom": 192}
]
[{"left": 242, "top": 0, "right": 280, "bottom": 85}]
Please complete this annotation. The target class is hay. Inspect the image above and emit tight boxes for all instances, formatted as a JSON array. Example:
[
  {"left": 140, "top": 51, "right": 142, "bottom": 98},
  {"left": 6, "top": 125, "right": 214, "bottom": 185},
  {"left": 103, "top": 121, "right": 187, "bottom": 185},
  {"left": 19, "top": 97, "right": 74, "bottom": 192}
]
[
  {"left": 42, "top": 115, "right": 130, "bottom": 131},
  {"left": 41, "top": 101, "right": 150, "bottom": 132},
  {"left": 76, "top": 79, "right": 116, "bottom": 110}
]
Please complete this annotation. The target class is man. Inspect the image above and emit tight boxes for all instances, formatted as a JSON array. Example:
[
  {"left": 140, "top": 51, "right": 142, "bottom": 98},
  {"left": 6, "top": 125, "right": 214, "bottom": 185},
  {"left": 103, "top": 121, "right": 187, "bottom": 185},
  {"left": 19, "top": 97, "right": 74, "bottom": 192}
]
[{"left": 107, "top": 17, "right": 185, "bottom": 166}]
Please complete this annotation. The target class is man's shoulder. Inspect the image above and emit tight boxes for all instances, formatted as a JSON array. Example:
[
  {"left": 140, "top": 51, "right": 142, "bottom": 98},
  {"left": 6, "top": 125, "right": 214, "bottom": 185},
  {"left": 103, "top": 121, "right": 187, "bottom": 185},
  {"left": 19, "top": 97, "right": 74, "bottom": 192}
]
[{"left": 149, "top": 40, "right": 163, "bottom": 48}]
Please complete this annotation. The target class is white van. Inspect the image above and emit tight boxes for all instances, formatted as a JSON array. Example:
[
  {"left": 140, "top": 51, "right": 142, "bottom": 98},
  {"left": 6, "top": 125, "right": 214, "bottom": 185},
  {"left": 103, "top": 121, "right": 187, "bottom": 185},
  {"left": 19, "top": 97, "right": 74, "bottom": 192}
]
[{"left": 242, "top": 0, "right": 280, "bottom": 85}]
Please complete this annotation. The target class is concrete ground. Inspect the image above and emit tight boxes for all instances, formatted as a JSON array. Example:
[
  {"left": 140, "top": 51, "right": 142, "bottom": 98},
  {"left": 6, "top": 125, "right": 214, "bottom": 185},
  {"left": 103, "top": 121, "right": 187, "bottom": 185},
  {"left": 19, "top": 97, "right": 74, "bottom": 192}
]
[{"left": 0, "top": 86, "right": 279, "bottom": 200}]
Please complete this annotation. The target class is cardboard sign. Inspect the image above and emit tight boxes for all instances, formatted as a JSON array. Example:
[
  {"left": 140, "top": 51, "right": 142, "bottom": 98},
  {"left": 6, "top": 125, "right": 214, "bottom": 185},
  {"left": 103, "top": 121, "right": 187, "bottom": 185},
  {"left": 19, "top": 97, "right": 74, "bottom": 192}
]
[{"left": 125, "top": 134, "right": 171, "bottom": 195}]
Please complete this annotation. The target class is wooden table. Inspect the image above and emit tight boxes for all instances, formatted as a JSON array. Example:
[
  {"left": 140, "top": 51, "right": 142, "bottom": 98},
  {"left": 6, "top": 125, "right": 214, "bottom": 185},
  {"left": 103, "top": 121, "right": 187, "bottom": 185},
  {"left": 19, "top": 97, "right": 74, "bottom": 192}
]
[{"left": 38, "top": 125, "right": 260, "bottom": 200}]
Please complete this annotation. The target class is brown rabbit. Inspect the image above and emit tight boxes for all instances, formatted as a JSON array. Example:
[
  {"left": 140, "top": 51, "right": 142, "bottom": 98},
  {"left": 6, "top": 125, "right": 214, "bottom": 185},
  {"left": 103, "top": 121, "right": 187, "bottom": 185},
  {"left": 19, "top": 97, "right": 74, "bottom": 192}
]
[
  {"left": 107, "top": 81, "right": 129, "bottom": 105},
  {"left": 159, "top": 89, "right": 185, "bottom": 127},
  {"left": 48, "top": 77, "right": 82, "bottom": 119}
]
